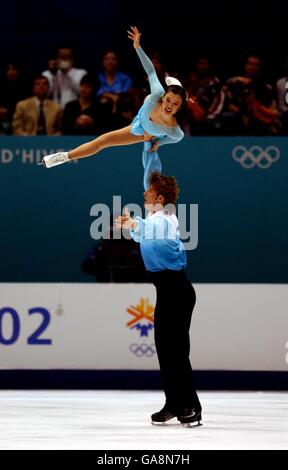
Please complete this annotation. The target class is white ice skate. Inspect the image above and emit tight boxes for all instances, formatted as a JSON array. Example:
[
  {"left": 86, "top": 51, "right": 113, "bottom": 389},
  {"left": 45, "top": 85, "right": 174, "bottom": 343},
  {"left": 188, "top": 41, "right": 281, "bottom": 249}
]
[{"left": 39, "top": 152, "right": 70, "bottom": 168}]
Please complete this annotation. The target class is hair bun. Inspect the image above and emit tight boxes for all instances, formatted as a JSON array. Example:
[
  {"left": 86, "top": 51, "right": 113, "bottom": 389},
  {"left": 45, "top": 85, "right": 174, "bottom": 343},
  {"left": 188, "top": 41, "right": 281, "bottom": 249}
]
[
  {"left": 165, "top": 76, "right": 188, "bottom": 101},
  {"left": 165, "top": 76, "right": 183, "bottom": 87}
]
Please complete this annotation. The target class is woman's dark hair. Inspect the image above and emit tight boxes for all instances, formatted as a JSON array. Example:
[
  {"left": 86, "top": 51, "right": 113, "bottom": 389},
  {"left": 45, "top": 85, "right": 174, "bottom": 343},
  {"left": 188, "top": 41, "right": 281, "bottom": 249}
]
[{"left": 164, "top": 84, "right": 188, "bottom": 128}]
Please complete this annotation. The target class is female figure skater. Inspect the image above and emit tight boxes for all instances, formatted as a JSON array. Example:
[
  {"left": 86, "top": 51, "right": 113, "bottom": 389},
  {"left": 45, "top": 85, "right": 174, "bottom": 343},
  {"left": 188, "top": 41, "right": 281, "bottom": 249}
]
[{"left": 41, "top": 26, "right": 188, "bottom": 189}]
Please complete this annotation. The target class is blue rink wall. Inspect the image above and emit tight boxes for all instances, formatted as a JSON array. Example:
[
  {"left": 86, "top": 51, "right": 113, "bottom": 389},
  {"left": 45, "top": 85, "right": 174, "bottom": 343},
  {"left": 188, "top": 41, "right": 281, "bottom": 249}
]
[
  {"left": 0, "top": 136, "right": 287, "bottom": 283},
  {"left": 0, "top": 137, "right": 288, "bottom": 390}
]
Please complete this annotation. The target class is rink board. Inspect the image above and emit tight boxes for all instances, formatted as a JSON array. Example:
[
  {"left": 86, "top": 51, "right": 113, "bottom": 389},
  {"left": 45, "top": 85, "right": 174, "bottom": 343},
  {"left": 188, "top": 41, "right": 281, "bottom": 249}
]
[{"left": 0, "top": 283, "right": 287, "bottom": 372}]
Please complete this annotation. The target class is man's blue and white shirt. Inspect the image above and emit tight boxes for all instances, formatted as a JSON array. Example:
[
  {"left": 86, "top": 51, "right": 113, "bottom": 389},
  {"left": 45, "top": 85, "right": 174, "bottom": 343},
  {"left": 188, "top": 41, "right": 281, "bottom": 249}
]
[{"left": 130, "top": 209, "right": 187, "bottom": 272}]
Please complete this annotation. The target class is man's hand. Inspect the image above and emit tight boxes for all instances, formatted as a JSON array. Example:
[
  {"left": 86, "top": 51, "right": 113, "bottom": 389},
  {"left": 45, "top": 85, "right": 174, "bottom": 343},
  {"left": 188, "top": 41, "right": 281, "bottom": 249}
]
[
  {"left": 143, "top": 131, "right": 156, "bottom": 142},
  {"left": 115, "top": 208, "right": 137, "bottom": 230},
  {"left": 127, "top": 26, "right": 141, "bottom": 49},
  {"left": 148, "top": 139, "right": 160, "bottom": 152}
]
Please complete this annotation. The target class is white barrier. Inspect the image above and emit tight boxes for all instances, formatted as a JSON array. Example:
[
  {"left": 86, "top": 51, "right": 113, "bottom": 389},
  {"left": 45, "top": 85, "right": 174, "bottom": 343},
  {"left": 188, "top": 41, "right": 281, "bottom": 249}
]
[{"left": 0, "top": 283, "right": 287, "bottom": 371}]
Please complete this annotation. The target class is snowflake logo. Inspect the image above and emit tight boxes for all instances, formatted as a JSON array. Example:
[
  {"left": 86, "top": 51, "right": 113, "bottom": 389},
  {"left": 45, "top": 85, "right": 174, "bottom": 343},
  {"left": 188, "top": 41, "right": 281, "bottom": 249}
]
[{"left": 126, "top": 298, "right": 155, "bottom": 337}]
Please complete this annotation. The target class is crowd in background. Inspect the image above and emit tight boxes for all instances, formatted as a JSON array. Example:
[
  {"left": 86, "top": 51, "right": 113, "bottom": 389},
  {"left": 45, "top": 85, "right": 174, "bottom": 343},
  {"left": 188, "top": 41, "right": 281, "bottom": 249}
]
[{"left": 0, "top": 45, "right": 288, "bottom": 137}]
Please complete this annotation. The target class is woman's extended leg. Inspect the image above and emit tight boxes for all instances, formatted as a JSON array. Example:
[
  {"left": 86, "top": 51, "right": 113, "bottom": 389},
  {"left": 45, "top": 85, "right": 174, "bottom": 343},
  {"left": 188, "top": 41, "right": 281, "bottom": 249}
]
[{"left": 69, "top": 125, "right": 144, "bottom": 159}]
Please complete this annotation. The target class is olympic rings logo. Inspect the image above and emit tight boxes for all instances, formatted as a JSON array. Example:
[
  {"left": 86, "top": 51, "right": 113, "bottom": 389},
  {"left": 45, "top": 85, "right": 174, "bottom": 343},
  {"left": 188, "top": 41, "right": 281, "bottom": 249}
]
[
  {"left": 129, "top": 343, "right": 156, "bottom": 357},
  {"left": 232, "top": 146, "right": 280, "bottom": 169}
]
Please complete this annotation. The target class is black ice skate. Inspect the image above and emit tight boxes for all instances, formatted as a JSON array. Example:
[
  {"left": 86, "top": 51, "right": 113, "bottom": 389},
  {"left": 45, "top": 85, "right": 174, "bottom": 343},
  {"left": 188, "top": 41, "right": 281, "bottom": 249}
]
[
  {"left": 177, "top": 407, "right": 202, "bottom": 427},
  {"left": 151, "top": 406, "right": 176, "bottom": 424}
]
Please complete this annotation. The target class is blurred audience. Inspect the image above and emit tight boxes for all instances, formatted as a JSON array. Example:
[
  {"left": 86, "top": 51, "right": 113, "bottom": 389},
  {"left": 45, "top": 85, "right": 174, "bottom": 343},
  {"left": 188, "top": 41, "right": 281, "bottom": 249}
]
[
  {"left": 12, "top": 75, "right": 62, "bottom": 135},
  {"left": 0, "top": 62, "right": 30, "bottom": 135},
  {"left": 42, "top": 47, "right": 87, "bottom": 109},
  {"left": 1, "top": 47, "right": 288, "bottom": 136},
  {"left": 183, "top": 56, "right": 224, "bottom": 135},
  {"left": 276, "top": 55, "right": 288, "bottom": 134},
  {"left": 96, "top": 49, "right": 135, "bottom": 130},
  {"left": 219, "top": 55, "right": 279, "bottom": 135},
  {"left": 62, "top": 74, "right": 112, "bottom": 135}
]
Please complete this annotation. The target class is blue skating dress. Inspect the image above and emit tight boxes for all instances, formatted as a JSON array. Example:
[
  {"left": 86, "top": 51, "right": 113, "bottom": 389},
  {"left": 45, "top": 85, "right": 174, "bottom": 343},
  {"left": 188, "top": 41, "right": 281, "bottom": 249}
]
[{"left": 130, "top": 47, "right": 184, "bottom": 189}]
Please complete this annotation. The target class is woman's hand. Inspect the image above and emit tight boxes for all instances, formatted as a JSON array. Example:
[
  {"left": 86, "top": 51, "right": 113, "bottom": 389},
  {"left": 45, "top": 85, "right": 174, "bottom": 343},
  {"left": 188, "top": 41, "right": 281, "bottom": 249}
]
[{"left": 127, "top": 26, "right": 141, "bottom": 49}]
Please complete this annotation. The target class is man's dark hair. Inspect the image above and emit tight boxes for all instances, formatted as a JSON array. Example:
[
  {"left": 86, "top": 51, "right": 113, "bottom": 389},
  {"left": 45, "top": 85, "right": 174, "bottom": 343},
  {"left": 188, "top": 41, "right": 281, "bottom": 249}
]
[
  {"left": 148, "top": 171, "right": 180, "bottom": 207},
  {"left": 80, "top": 74, "right": 96, "bottom": 87}
]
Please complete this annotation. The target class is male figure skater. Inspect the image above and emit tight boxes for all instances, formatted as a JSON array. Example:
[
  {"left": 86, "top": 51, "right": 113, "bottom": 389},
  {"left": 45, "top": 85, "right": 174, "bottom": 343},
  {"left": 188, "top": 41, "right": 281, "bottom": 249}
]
[{"left": 116, "top": 171, "right": 202, "bottom": 426}]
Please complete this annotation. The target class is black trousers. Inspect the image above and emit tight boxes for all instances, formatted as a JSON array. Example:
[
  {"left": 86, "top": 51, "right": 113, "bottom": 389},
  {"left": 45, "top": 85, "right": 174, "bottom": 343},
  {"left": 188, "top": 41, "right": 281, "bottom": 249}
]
[{"left": 148, "top": 269, "right": 201, "bottom": 414}]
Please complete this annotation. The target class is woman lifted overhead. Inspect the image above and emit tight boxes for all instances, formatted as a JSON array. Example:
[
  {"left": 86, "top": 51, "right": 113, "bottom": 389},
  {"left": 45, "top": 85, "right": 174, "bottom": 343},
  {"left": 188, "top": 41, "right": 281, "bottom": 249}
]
[{"left": 41, "top": 26, "right": 188, "bottom": 189}]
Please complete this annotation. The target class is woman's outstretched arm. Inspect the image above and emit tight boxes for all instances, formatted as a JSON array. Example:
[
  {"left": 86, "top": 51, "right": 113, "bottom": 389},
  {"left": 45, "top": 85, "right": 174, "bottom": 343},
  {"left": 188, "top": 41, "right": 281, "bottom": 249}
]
[{"left": 127, "top": 26, "right": 164, "bottom": 97}]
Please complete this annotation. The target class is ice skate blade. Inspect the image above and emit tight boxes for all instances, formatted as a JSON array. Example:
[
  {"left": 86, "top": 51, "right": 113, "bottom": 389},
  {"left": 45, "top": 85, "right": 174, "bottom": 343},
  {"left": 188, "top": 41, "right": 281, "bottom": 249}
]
[
  {"left": 151, "top": 420, "right": 171, "bottom": 426},
  {"left": 181, "top": 421, "right": 202, "bottom": 428},
  {"left": 37, "top": 160, "right": 48, "bottom": 168}
]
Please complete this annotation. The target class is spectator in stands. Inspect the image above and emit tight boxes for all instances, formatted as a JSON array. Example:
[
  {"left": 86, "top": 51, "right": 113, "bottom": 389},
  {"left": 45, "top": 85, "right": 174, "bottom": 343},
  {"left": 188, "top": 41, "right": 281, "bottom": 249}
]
[
  {"left": 113, "top": 91, "right": 138, "bottom": 128},
  {"left": 276, "top": 55, "right": 288, "bottom": 134},
  {"left": 12, "top": 75, "right": 62, "bottom": 135},
  {"left": 220, "top": 55, "right": 279, "bottom": 135},
  {"left": 245, "top": 81, "right": 280, "bottom": 135},
  {"left": 183, "top": 56, "right": 224, "bottom": 135},
  {"left": 62, "top": 74, "right": 111, "bottom": 135},
  {"left": 96, "top": 49, "right": 135, "bottom": 130},
  {"left": 0, "top": 62, "right": 29, "bottom": 135},
  {"left": 42, "top": 47, "right": 87, "bottom": 109}
]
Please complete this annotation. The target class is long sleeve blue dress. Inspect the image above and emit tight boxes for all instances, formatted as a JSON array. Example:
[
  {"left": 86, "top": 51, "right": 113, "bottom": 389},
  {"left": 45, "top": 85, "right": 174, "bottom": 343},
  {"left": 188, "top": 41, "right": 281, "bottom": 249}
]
[{"left": 130, "top": 47, "right": 184, "bottom": 189}]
